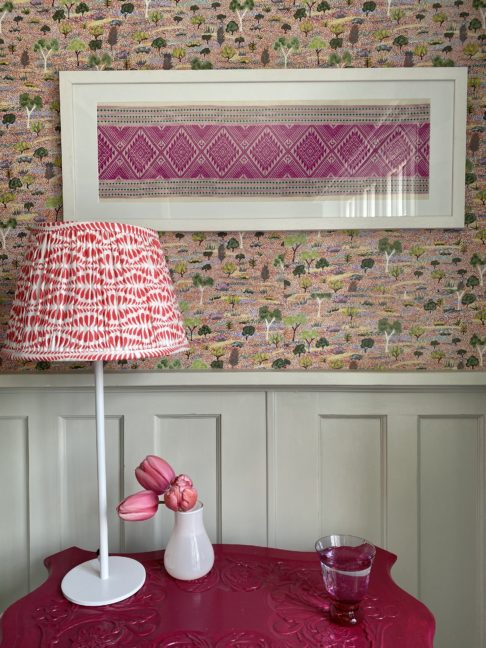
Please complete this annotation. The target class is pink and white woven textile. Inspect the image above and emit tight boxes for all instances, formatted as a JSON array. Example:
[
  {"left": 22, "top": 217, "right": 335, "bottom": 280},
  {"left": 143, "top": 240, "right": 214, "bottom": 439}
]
[
  {"left": 97, "top": 103, "right": 430, "bottom": 199},
  {"left": 2, "top": 221, "right": 188, "bottom": 362}
]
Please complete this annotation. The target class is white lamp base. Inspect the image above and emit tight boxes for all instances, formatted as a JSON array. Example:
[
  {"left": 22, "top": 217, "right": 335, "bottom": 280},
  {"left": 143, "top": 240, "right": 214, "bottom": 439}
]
[{"left": 61, "top": 556, "right": 146, "bottom": 606}]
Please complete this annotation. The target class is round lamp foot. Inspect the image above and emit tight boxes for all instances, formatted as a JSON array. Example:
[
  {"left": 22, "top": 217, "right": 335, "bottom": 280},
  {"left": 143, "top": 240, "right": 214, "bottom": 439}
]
[{"left": 61, "top": 556, "right": 146, "bottom": 606}]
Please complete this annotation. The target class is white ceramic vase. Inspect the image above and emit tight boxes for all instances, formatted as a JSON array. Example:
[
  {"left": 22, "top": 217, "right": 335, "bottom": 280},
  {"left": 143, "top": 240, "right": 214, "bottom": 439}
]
[{"left": 163, "top": 501, "right": 214, "bottom": 580}]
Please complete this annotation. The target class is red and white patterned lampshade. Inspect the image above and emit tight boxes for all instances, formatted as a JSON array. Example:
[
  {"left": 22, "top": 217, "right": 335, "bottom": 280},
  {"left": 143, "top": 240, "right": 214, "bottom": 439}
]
[{"left": 2, "top": 221, "right": 188, "bottom": 362}]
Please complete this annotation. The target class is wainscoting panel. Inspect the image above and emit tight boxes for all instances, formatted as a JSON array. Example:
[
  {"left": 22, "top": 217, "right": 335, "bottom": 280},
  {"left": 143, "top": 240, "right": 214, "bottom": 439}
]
[
  {"left": 58, "top": 415, "right": 124, "bottom": 554},
  {"left": 269, "top": 394, "right": 388, "bottom": 550},
  {"left": 268, "top": 389, "right": 486, "bottom": 648},
  {"left": 0, "top": 378, "right": 484, "bottom": 648},
  {"left": 154, "top": 414, "right": 221, "bottom": 549},
  {"left": 385, "top": 413, "right": 420, "bottom": 597},
  {"left": 319, "top": 416, "right": 386, "bottom": 547},
  {"left": 418, "top": 416, "right": 484, "bottom": 648},
  {"left": 0, "top": 416, "right": 29, "bottom": 612},
  {"left": 105, "top": 390, "right": 267, "bottom": 553}
]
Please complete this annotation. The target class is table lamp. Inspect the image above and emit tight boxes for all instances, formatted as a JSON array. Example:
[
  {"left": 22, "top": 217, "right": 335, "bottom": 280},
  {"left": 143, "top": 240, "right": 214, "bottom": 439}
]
[{"left": 1, "top": 221, "right": 188, "bottom": 606}]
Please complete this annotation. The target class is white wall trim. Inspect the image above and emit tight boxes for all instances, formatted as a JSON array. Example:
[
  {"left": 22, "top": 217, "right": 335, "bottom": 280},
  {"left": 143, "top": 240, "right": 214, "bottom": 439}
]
[{"left": 0, "top": 371, "right": 485, "bottom": 390}]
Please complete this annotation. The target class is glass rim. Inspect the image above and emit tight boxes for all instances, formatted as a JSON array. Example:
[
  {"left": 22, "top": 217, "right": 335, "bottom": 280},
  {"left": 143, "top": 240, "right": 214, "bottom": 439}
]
[{"left": 315, "top": 534, "right": 376, "bottom": 556}]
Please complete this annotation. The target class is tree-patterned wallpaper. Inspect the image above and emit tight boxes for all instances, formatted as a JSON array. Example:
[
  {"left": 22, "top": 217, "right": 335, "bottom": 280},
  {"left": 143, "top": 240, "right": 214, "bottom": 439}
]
[{"left": 0, "top": 0, "right": 484, "bottom": 373}]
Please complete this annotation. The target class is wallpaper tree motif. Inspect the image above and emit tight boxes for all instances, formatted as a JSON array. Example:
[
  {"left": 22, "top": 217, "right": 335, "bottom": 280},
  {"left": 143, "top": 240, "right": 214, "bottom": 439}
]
[{"left": 0, "top": 0, "right": 484, "bottom": 373}]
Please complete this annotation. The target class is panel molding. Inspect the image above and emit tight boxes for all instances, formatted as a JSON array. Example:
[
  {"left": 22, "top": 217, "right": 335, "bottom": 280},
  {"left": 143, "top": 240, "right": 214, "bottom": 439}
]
[
  {"left": 266, "top": 392, "right": 277, "bottom": 549},
  {"left": 155, "top": 414, "right": 222, "bottom": 544},
  {"left": 0, "top": 416, "right": 30, "bottom": 608},
  {"left": 417, "top": 415, "right": 485, "bottom": 648},
  {"left": 58, "top": 414, "right": 124, "bottom": 552},
  {"left": 478, "top": 415, "right": 485, "bottom": 648},
  {"left": 318, "top": 415, "right": 387, "bottom": 547}
]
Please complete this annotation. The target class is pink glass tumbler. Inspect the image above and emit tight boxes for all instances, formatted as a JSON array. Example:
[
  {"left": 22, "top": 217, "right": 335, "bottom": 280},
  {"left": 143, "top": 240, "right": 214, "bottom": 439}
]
[{"left": 315, "top": 534, "right": 376, "bottom": 626}]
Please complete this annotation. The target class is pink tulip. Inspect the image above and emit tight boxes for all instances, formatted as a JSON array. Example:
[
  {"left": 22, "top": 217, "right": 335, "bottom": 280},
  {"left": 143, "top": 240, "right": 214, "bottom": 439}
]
[
  {"left": 164, "top": 474, "right": 198, "bottom": 512},
  {"left": 173, "top": 474, "right": 193, "bottom": 490},
  {"left": 117, "top": 490, "right": 159, "bottom": 521},
  {"left": 135, "top": 455, "right": 175, "bottom": 495}
]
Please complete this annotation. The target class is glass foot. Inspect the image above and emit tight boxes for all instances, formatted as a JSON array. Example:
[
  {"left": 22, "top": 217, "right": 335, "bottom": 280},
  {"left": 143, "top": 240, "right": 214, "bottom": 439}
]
[{"left": 329, "top": 601, "right": 361, "bottom": 626}]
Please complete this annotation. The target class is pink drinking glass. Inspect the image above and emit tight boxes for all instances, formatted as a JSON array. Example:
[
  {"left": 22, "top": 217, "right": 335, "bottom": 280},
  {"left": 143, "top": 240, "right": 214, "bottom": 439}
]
[{"left": 315, "top": 534, "right": 376, "bottom": 626}]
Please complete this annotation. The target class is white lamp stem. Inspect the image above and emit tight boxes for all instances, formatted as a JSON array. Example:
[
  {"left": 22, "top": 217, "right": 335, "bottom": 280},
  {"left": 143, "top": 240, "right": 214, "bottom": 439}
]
[
  {"left": 61, "top": 357, "right": 146, "bottom": 605},
  {"left": 94, "top": 359, "right": 109, "bottom": 580}
]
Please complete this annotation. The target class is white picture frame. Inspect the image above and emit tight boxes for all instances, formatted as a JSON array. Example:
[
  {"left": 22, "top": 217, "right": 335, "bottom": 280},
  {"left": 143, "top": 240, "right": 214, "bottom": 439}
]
[{"left": 59, "top": 68, "right": 467, "bottom": 231}]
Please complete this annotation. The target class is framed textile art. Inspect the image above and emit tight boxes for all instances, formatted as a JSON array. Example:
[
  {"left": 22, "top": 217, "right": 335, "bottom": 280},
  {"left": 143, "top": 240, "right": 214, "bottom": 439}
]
[{"left": 59, "top": 68, "right": 467, "bottom": 230}]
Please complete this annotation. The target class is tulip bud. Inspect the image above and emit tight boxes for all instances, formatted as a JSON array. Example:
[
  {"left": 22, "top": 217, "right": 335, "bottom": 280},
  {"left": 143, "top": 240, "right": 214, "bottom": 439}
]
[
  {"left": 117, "top": 490, "right": 159, "bottom": 521},
  {"left": 135, "top": 455, "right": 175, "bottom": 495},
  {"left": 180, "top": 485, "right": 198, "bottom": 511},
  {"left": 164, "top": 474, "right": 198, "bottom": 512},
  {"left": 164, "top": 485, "right": 181, "bottom": 512},
  {"left": 173, "top": 474, "right": 193, "bottom": 489}
]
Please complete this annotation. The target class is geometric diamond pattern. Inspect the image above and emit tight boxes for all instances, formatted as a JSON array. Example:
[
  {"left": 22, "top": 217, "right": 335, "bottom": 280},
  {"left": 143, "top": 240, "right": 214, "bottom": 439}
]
[
  {"left": 293, "top": 127, "right": 327, "bottom": 174},
  {"left": 124, "top": 130, "right": 158, "bottom": 178},
  {"left": 206, "top": 128, "right": 241, "bottom": 176},
  {"left": 248, "top": 128, "right": 284, "bottom": 176},
  {"left": 379, "top": 127, "right": 414, "bottom": 171},
  {"left": 165, "top": 129, "right": 198, "bottom": 176},
  {"left": 336, "top": 127, "right": 373, "bottom": 174},
  {"left": 97, "top": 130, "right": 116, "bottom": 175},
  {"left": 97, "top": 106, "right": 430, "bottom": 194}
]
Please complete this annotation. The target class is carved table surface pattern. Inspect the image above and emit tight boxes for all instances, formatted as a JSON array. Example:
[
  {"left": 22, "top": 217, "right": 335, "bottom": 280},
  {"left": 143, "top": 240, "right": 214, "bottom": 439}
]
[{"left": 0, "top": 544, "right": 434, "bottom": 648}]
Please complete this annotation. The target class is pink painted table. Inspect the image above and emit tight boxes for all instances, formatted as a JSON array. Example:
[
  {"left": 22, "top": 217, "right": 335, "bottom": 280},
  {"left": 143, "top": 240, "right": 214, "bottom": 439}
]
[{"left": 0, "top": 544, "right": 434, "bottom": 647}]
